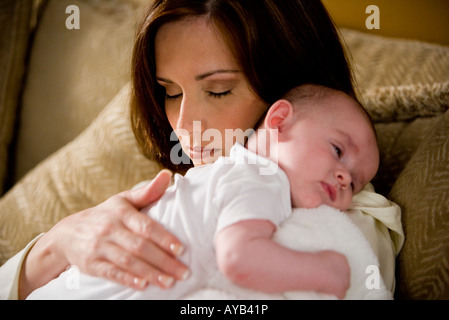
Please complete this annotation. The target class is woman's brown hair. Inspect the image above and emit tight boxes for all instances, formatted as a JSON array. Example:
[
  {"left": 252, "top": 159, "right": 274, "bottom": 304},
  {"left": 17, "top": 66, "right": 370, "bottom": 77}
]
[{"left": 131, "top": 0, "right": 355, "bottom": 174}]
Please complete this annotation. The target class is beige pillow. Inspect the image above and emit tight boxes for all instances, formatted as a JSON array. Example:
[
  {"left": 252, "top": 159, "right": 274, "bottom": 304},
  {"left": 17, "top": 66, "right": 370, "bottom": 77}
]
[
  {"left": 340, "top": 28, "right": 449, "bottom": 122},
  {"left": 373, "top": 116, "right": 439, "bottom": 196},
  {"left": 12, "top": 0, "right": 146, "bottom": 182},
  {"left": 0, "top": 84, "right": 162, "bottom": 264},
  {"left": 0, "top": 0, "right": 33, "bottom": 194},
  {"left": 389, "top": 110, "right": 449, "bottom": 299}
]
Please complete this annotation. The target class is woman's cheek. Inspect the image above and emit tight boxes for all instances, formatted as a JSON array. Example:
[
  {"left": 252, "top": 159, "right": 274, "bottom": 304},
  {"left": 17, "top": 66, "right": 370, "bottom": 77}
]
[{"left": 165, "top": 105, "right": 179, "bottom": 131}]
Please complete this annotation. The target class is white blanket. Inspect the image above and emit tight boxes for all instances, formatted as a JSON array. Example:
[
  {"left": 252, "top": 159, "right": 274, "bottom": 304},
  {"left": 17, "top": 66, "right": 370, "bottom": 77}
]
[{"left": 183, "top": 205, "right": 392, "bottom": 300}]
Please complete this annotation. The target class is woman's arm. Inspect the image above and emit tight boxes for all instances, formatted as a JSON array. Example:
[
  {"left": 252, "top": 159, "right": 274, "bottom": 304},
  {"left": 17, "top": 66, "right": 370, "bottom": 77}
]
[
  {"left": 215, "top": 219, "right": 350, "bottom": 299},
  {"left": 18, "top": 170, "right": 190, "bottom": 299}
]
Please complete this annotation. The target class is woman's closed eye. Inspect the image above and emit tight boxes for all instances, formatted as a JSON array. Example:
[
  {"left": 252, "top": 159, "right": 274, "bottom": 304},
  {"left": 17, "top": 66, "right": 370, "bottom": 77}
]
[
  {"left": 165, "top": 90, "right": 232, "bottom": 101},
  {"left": 207, "top": 90, "right": 232, "bottom": 99},
  {"left": 166, "top": 93, "right": 182, "bottom": 100}
]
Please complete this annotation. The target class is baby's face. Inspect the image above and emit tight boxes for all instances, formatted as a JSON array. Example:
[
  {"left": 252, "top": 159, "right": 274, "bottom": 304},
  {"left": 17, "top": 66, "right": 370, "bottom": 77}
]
[{"left": 278, "top": 92, "right": 379, "bottom": 211}]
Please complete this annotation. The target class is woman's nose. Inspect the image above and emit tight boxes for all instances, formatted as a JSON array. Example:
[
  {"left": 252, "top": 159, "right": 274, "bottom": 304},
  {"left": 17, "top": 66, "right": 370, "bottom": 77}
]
[
  {"left": 176, "top": 95, "right": 206, "bottom": 135},
  {"left": 176, "top": 97, "right": 194, "bottom": 133}
]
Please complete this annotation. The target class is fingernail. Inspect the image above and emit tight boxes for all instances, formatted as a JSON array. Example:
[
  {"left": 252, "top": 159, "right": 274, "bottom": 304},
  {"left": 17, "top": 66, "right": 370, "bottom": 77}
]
[
  {"left": 181, "top": 269, "right": 191, "bottom": 281},
  {"left": 161, "top": 169, "right": 173, "bottom": 177},
  {"left": 170, "top": 243, "right": 185, "bottom": 256},
  {"left": 133, "top": 277, "right": 147, "bottom": 289},
  {"left": 158, "top": 275, "right": 175, "bottom": 288}
]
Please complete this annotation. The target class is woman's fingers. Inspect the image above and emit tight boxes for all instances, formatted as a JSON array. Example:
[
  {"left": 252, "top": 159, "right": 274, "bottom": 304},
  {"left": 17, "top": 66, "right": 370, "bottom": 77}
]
[
  {"left": 113, "top": 169, "right": 190, "bottom": 281},
  {"left": 123, "top": 169, "right": 173, "bottom": 209},
  {"left": 46, "top": 170, "right": 190, "bottom": 290},
  {"left": 89, "top": 241, "right": 180, "bottom": 290},
  {"left": 106, "top": 223, "right": 190, "bottom": 283},
  {"left": 87, "top": 258, "right": 149, "bottom": 290},
  {"left": 120, "top": 206, "right": 185, "bottom": 258}
]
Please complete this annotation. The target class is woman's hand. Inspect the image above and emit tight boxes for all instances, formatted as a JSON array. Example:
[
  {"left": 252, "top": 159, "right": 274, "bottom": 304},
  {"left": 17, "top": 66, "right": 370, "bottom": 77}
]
[{"left": 19, "top": 170, "right": 190, "bottom": 299}]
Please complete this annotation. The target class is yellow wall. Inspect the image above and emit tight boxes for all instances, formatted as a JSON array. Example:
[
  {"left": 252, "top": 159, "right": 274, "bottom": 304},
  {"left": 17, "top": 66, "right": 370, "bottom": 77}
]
[{"left": 323, "top": 0, "right": 449, "bottom": 46}]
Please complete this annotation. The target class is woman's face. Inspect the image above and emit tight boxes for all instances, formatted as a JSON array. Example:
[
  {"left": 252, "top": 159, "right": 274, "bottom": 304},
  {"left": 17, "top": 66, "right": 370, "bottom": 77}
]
[{"left": 155, "top": 17, "right": 267, "bottom": 166}]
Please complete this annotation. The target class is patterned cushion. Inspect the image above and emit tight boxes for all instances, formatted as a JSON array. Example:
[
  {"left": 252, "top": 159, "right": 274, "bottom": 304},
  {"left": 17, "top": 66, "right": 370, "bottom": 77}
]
[
  {"left": 12, "top": 0, "right": 145, "bottom": 182},
  {"left": 0, "top": 84, "right": 161, "bottom": 264},
  {"left": 340, "top": 28, "right": 449, "bottom": 122},
  {"left": 373, "top": 117, "right": 438, "bottom": 196},
  {"left": 390, "top": 110, "right": 449, "bottom": 299}
]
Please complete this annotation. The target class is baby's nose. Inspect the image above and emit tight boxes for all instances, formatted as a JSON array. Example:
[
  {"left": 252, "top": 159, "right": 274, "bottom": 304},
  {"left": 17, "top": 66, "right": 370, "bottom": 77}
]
[{"left": 335, "top": 169, "right": 352, "bottom": 190}]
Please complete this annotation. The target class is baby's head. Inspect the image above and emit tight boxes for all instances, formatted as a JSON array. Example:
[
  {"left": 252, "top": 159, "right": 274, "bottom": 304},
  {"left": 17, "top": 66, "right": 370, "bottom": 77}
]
[{"left": 250, "top": 84, "right": 379, "bottom": 211}]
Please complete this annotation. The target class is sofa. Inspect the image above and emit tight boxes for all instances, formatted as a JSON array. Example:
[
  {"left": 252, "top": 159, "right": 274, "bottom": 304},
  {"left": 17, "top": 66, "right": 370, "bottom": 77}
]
[{"left": 1, "top": 0, "right": 448, "bottom": 299}]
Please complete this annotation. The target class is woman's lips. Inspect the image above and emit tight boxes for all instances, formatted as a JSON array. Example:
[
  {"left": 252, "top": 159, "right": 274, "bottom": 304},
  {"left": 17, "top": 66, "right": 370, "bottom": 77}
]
[
  {"left": 189, "top": 146, "right": 217, "bottom": 160},
  {"left": 321, "top": 182, "right": 336, "bottom": 202}
]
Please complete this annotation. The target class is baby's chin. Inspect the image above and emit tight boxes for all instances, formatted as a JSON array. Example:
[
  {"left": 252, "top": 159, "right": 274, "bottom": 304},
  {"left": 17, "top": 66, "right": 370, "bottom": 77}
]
[{"left": 292, "top": 196, "right": 324, "bottom": 210}]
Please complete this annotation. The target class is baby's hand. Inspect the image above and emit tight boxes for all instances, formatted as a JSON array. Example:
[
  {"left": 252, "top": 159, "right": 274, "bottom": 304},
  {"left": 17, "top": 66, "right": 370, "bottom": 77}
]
[{"left": 317, "top": 250, "right": 350, "bottom": 299}]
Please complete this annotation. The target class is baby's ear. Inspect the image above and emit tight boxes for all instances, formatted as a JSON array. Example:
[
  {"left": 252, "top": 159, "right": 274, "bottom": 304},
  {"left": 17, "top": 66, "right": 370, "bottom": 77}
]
[{"left": 264, "top": 99, "right": 294, "bottom": 132}]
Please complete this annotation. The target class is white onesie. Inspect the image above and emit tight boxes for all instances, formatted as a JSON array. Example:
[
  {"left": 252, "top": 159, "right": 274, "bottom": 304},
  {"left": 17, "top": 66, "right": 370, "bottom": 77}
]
[{"left": 27, "top": 144, "right": 291, "bottom": 300}]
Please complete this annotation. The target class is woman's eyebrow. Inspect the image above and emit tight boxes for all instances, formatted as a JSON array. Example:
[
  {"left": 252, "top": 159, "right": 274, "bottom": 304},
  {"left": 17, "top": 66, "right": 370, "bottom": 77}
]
[
  {"left": 156, "top": 70, "right": 241, "bottom": 84},
  {"left": 194, "top": 69, "right": 240, "bottom": 81}
]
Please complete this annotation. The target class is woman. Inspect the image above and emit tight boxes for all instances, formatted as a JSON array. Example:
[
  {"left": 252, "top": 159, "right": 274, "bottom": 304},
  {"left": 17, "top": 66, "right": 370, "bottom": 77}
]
[{"left": 2, "top": 0, "right": 401, "bottom": 299}]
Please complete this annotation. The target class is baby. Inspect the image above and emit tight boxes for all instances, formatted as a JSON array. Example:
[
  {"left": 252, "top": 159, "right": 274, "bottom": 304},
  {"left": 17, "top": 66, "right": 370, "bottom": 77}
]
[{"left": 27, "top": 84, "right": 379, "bottom": 300}]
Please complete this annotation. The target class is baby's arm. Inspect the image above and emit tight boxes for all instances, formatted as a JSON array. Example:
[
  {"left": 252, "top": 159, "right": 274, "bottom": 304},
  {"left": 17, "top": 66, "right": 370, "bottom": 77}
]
[{"left": 215, "top": 219, "right": 350, "bottom": 299}]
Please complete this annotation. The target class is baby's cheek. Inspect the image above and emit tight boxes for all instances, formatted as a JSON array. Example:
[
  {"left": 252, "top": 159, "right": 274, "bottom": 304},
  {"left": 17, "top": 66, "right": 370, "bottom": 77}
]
[{"left": 293, "top": 191, "right": 324, "bottom": 209}]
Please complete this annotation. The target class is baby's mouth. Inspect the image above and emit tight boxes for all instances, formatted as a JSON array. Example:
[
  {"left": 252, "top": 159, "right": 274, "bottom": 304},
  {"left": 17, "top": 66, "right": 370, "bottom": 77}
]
[{"left": 321, "top": 182, "right": 336, "bottom": 202}]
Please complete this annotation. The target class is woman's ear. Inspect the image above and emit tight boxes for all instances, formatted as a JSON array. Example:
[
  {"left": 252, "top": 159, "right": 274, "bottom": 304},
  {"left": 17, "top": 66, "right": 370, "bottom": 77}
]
[{"left": 264, "top": 99, "right": 294, "bottom": 132}]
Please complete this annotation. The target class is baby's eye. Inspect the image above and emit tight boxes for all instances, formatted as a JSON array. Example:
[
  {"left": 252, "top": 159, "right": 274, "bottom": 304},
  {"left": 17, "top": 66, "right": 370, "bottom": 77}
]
[{"left": 333, "top": 145, "right": 342, "bottom": 158}]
